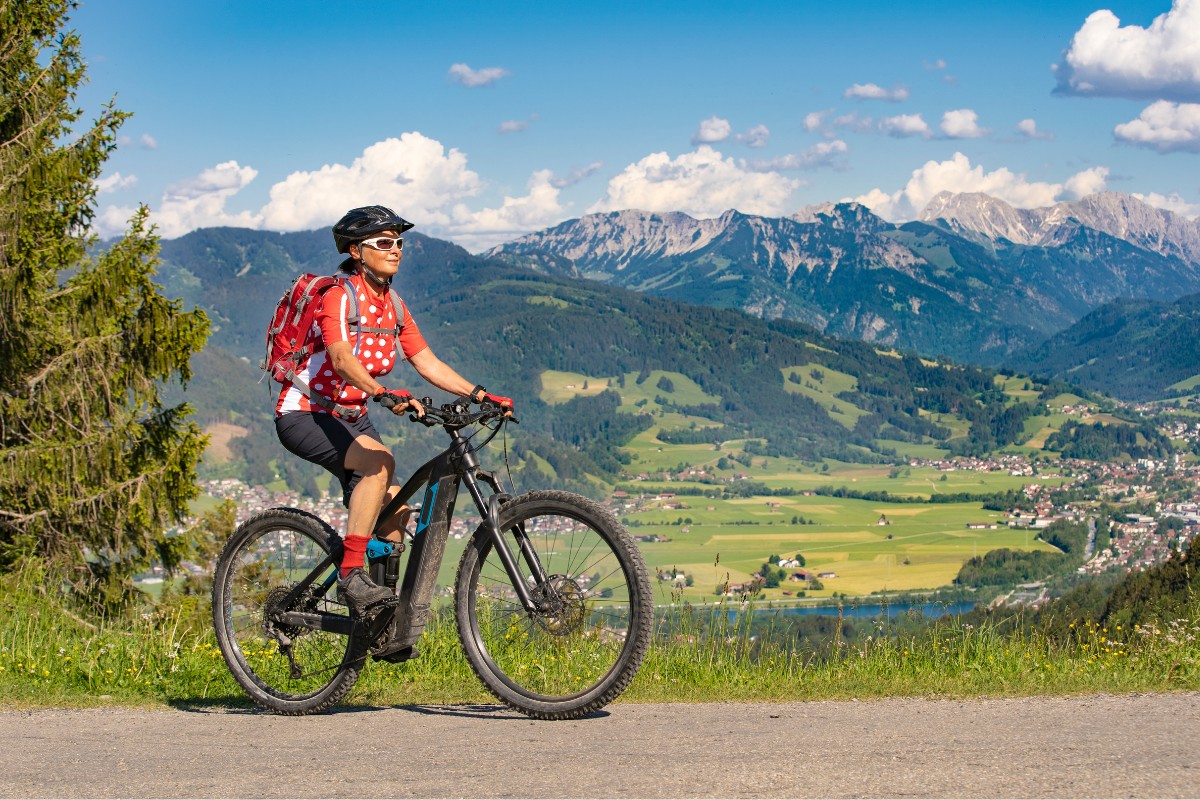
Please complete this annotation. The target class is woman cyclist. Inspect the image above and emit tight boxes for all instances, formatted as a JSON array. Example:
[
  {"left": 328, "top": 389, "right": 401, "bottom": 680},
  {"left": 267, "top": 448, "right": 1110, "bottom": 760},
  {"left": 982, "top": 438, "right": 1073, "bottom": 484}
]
[{"left": 274, "top": 205, "right": 513, "bottom": 616}]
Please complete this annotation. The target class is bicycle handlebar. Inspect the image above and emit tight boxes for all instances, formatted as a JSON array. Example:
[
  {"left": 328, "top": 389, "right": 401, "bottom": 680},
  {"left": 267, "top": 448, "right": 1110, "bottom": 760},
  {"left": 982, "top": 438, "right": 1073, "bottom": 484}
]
[{"left": 374, "top": 393, "right": 518, "bottom": 428}]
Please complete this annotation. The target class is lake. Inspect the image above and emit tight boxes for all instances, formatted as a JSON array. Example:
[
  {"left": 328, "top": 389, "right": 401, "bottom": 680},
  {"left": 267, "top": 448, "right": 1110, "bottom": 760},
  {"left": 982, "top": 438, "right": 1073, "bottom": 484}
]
[{"left": 734, "top": 600, "right": 976, "bottom": 620}]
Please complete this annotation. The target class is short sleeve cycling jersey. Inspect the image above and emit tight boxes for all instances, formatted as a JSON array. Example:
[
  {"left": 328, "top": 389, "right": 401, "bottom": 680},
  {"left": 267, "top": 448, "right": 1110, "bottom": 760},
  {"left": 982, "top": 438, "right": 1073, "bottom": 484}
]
[{"left": 275, "top": 272, "right": 428, "bottom": 418}]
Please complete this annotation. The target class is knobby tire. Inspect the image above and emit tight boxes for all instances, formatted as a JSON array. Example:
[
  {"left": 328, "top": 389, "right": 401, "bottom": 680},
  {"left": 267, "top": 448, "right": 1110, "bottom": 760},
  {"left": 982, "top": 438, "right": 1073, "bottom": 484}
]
[
  {"left": 211, "top": 508, "right": 365, "bottom": 715},
  {"left": 455, "top": 490, "right": 653, "bottom": 720}
]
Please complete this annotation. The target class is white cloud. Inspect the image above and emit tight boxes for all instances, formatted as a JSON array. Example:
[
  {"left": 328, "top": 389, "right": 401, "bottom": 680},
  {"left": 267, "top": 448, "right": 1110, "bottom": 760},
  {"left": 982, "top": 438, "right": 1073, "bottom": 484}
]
[
  {"left": 1133, "top": 191, "right": 1200, "bottom": 218},
  {"left": 851, "top": 152, "right": 1107, "bottom": 220},
  {"left": 93, "top": 134, "right": 586, "bottom": 248},
  {"left": 549, "top": 161, "right": 603, "bottom": 189},
  {"left": 692, "top": 116, "right": 732, "bottom": 145},
  {"left": 448, "top": 63, "right": 510, "bottom": 87},
  {"left": 108, "top": 160, "right": 260, "bottom": 238},
  {"left": 448, "top": 169, "right": 569, "bottom": 251},
  {"left": 880, "top": 113, "right": 932, "bottom": 138},
  {"left": 1016, "top": 118, "right": 1054, "bottom": 140},
  {"left": 95, "top": 171, "right": 136, "bottom": 194},
  {"left": 940, "top": 109, "right": 989, "bottom": 138},
  {"left": 743, "top": 140, "right": 848, "bottom": 172},
  {"left": 498, "top": 119, "right": 529, "bottom": 134},
  {"left": 589, "top": 145, "right": 800, "bottom": 218},
  {"left": 139, "top": 134, "right": 158, "bottom": 150},
  {"left": 923, "top": 58, "right": 947, "bottom": 71},
  {"left": 259, "top": 133, "right": 484, "bottom": 232},
  {"left": 736, "top": 124, "right": 770, "bottom": 148},
  {"left": 1114, "top": 100, "right": 1200, "bottom": 152},
  {"left": 843, "top": 82, "right": 910, "bottom": 102},
  {"left": 803, "top": 109, "right": 832, "bottom": 132},
  {"left": 1054, "top": 0, "right": 1200, "bottom": 101},
  {"left": 831, "top": 111, "right": 875, "bottom": 132},
  {"left": 1062, "top": 166, "right": 1111, "bottom": 199},
  {"left": 497, "top": 114, "right": 539, "bottom": 134}
]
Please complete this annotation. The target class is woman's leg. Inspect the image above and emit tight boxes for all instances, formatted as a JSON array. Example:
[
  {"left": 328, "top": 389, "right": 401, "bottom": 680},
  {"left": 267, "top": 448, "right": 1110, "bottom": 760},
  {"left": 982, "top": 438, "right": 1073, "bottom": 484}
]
[
  {"left": 375, "top": 486, "right": 414, "bottom": 542},
  {"left": 343, "top": 434, "right": 394, "bottom": 540}
]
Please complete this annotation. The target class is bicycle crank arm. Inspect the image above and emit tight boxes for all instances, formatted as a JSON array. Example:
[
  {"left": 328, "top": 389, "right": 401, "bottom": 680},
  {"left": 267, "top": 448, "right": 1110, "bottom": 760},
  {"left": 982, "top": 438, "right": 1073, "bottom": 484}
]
[{"left": 274, "top": 610, "right": 355, "bottom": 636}]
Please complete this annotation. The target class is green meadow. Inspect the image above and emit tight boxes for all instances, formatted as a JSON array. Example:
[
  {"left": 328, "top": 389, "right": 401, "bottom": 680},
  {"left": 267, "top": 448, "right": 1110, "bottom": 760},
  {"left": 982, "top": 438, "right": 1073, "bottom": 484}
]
[{"left": 621, "top": 489, "right": 1055, "bottom": 603}]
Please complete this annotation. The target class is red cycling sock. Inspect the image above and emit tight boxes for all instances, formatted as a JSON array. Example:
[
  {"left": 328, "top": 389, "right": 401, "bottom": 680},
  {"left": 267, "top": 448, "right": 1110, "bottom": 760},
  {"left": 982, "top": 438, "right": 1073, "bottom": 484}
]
[{"left": 341, "top": 534, "right": 370, "bottom": 577}]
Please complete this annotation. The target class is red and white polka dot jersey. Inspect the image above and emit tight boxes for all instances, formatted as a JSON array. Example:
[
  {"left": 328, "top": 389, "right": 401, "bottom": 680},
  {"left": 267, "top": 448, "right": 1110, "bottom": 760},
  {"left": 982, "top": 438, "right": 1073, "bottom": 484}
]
[{"left": 275, "top": 272, "right": 429, "bottom": 418}]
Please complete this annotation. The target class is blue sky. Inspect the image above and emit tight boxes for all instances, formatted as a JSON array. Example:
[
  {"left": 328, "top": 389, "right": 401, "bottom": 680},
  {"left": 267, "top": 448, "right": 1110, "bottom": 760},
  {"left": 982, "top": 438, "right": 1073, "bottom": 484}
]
[{"left": 76, "top": 0, "right": 1200, "bottom": 251}]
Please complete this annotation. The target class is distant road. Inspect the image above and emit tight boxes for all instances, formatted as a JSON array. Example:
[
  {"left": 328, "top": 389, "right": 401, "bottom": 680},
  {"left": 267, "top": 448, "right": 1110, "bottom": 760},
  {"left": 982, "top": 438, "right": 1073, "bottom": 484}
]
[{"left": 1, "top": 693, "right": 1198, "bottom": 798}]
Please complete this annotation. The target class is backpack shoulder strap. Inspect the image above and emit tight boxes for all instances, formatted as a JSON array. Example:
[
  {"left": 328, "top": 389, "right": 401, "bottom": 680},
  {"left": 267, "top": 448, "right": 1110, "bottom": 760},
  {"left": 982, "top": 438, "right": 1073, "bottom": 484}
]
[{"left": 388, "top": 288, "right": 411, "bottom": 363}]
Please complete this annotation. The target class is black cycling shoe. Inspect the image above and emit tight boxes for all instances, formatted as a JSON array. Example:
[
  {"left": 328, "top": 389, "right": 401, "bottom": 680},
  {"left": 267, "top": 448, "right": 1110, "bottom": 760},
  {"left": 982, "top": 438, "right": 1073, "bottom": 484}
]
[{"left": 337, "top": 568, "right": 400, "bottom": 618}]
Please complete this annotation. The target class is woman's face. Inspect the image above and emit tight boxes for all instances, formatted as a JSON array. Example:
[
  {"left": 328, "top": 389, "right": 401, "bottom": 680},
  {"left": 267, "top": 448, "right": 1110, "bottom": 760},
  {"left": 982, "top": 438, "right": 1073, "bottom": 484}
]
[{"left": 351, "top": 228, "right": 403, "bottom": 280}]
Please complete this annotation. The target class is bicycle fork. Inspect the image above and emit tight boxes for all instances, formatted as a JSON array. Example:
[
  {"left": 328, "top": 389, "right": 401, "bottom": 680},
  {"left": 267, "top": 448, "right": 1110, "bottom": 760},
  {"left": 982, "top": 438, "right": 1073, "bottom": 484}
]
[{"left": 460, "top": 465, "right": 553, "bottom": 616}]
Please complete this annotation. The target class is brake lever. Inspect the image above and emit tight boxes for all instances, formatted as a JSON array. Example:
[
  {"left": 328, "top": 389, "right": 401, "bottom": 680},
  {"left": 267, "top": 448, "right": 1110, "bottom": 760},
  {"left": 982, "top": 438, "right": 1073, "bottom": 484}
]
[{"left": 479, "top": 400, "right": 519, "bottom": 424}]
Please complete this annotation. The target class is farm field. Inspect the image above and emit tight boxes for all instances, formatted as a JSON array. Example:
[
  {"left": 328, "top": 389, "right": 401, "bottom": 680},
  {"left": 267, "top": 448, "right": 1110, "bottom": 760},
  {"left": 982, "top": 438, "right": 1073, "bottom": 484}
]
[{"left": 622, "top": 489, "right": 1057, "bottom": 603}]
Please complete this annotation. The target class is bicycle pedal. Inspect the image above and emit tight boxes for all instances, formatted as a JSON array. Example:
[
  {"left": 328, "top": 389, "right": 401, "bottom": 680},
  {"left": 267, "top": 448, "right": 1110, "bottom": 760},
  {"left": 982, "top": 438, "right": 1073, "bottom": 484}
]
[{"left": 373, "top": 643, "right": 419, "bottom": 663}]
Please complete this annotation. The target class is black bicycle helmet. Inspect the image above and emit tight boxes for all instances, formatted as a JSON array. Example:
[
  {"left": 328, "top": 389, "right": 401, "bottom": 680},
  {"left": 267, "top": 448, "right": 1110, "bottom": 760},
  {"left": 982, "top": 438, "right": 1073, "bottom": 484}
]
[{"left": 332, "top": 205, "right": 415, "bottom": 253}]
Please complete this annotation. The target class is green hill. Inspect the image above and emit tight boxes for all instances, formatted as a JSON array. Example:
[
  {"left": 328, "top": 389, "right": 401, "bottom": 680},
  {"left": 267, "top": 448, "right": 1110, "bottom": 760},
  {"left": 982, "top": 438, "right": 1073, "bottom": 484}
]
[{"left": 1007, "top": 293, "right": 1200, "bottom": 402}]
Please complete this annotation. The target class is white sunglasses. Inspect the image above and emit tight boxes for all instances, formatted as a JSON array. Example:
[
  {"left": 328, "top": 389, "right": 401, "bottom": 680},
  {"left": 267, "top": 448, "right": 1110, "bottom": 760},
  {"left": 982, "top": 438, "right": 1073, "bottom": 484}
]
[{"left": 359, "top": 236, "right": 404, "bottom": 252}]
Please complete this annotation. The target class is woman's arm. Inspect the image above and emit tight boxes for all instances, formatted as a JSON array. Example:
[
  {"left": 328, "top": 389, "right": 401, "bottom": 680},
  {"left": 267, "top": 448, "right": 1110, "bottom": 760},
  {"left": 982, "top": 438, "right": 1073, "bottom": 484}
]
[{"left": 407, "top": 347, "right": 478, "bottom": 398}]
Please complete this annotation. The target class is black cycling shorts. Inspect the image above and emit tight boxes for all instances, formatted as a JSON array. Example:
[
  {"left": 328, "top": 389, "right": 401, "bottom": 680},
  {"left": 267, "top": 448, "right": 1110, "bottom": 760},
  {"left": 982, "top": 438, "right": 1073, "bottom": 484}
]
[{"left": 275, "top": 411, "right": 383, "bottom": 507}]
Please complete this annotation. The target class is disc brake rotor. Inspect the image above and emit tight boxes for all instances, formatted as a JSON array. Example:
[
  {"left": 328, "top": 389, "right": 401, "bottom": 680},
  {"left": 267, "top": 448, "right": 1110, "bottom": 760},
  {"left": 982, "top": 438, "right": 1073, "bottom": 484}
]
[{"left": 531, "top": 575, "right": 587, "bottom": 636}]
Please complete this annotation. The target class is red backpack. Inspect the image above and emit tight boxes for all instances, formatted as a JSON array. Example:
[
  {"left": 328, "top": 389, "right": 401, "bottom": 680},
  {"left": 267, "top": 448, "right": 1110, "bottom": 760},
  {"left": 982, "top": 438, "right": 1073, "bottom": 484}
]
[{"left": 260, "top": 273, "right": 406, "bottom": 417}]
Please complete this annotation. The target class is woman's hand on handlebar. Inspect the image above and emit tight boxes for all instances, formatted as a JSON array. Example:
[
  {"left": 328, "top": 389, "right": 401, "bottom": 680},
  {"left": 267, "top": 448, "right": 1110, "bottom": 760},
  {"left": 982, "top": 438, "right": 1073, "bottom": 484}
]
[
  {"left": 373, "top": 387, "right": 424, "bottom": 417},
  {"left": 479, "top": 391, "right": 514, "bottom": 417}
]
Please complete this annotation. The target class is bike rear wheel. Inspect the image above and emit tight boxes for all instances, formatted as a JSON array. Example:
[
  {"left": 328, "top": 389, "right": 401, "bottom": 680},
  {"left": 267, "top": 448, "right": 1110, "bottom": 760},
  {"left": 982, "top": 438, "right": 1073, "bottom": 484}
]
[
  {"left": 211, "top": 508, "right": 364, "bottom": 715},
  {"left": 455, "top": 490, "right": 653, "bottom": 719}
]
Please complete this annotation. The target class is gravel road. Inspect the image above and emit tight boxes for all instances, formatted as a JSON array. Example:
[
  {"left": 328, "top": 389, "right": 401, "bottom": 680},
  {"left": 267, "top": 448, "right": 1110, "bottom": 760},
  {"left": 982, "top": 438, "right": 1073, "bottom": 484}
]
[{"left": 1, "top": 693, "right": 1196, "bottom": 798}]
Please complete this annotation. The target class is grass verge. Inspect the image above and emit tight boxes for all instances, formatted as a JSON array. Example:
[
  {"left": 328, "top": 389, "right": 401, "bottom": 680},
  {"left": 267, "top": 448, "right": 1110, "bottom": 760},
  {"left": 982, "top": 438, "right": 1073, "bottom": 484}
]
[{"left": 2, "top": 565, "right": 1197, "bottom": 711}]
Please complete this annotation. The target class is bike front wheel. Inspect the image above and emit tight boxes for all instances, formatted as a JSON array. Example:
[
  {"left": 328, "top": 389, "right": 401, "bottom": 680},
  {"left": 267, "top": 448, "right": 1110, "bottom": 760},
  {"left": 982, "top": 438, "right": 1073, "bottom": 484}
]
[
  {"left": 455, "top": 490, "right": 653, "bottom": 719},
  {"left": 211, "top": 508, "right": 364, "bottom": 715}
]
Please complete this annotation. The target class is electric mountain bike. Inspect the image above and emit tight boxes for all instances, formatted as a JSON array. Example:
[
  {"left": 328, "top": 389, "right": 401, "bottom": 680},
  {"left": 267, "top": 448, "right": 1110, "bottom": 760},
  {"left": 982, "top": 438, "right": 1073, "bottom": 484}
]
[{"left": 211, "top": 398, "right": 653, "bottom": 719}]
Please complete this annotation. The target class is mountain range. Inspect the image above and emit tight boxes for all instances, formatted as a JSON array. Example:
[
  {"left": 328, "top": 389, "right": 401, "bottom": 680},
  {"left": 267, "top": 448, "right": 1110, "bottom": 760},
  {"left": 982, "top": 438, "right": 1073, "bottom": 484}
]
[{"left": 487, "top": 192, "right": 1200, "bottom": 366}]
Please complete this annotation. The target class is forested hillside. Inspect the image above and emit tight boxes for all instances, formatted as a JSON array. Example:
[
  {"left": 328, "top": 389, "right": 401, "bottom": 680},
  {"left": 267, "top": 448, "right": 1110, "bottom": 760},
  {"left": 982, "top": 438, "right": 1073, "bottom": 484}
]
[
  {"left": 156, "top": 227, "right": 1070, "bottom": 494},
  {"left": 1008, "top": 293, "right": 1200, "bottom": 402}
]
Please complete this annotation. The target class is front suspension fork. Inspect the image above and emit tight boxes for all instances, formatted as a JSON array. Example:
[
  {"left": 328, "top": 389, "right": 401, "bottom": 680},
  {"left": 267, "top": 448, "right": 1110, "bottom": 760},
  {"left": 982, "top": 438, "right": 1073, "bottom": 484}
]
[{"left": 462, "top": 469, "right": 552, "bottom": 614}]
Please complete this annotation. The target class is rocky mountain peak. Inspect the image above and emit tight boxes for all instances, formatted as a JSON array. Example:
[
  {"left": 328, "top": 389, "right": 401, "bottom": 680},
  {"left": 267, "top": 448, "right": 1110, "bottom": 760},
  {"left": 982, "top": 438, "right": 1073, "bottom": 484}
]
[{"left": 919, "top": 191, "right": 1200, "bottom": 264}]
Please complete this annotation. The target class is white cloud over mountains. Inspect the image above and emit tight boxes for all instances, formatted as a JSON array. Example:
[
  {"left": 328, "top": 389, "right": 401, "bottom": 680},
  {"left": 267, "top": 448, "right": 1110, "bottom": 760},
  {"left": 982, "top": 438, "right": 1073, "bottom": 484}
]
[
  {"left": 95, "top": 134, "right": 1176, "bottom": 252},
  {"left": 96, "top": 135, "right": 804, "bottom": 250},
  {"left": 94, "top": 133, "right": 571, "bottom": 249},
  {"left": 852, "top": 152, "right": 1110, "bottom": 219},
  {"left": 1053, "top": 0, "right": 1200, "bottom": 101},
  {"left": 1114, "top": 100, "right": 1200, "bottom": 152},
  {"left": 258, "top": 134, "right": 484, "bottom": 232},
  {"left": 588, "top": 145, "right": 799, "bottom": 219}
]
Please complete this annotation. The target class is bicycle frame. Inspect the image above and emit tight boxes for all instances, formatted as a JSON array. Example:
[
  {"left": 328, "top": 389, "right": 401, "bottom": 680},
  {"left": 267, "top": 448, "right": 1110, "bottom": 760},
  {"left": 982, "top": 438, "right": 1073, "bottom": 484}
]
[{"left": 273, "top": 414, "right": 551, "bottom": 645}]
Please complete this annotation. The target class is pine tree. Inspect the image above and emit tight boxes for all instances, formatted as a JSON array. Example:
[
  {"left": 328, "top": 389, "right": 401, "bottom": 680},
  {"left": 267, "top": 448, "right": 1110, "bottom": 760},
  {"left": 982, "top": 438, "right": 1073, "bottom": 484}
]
[{"left": 0, "top": 1, "right": 210, "bottom": 609}]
